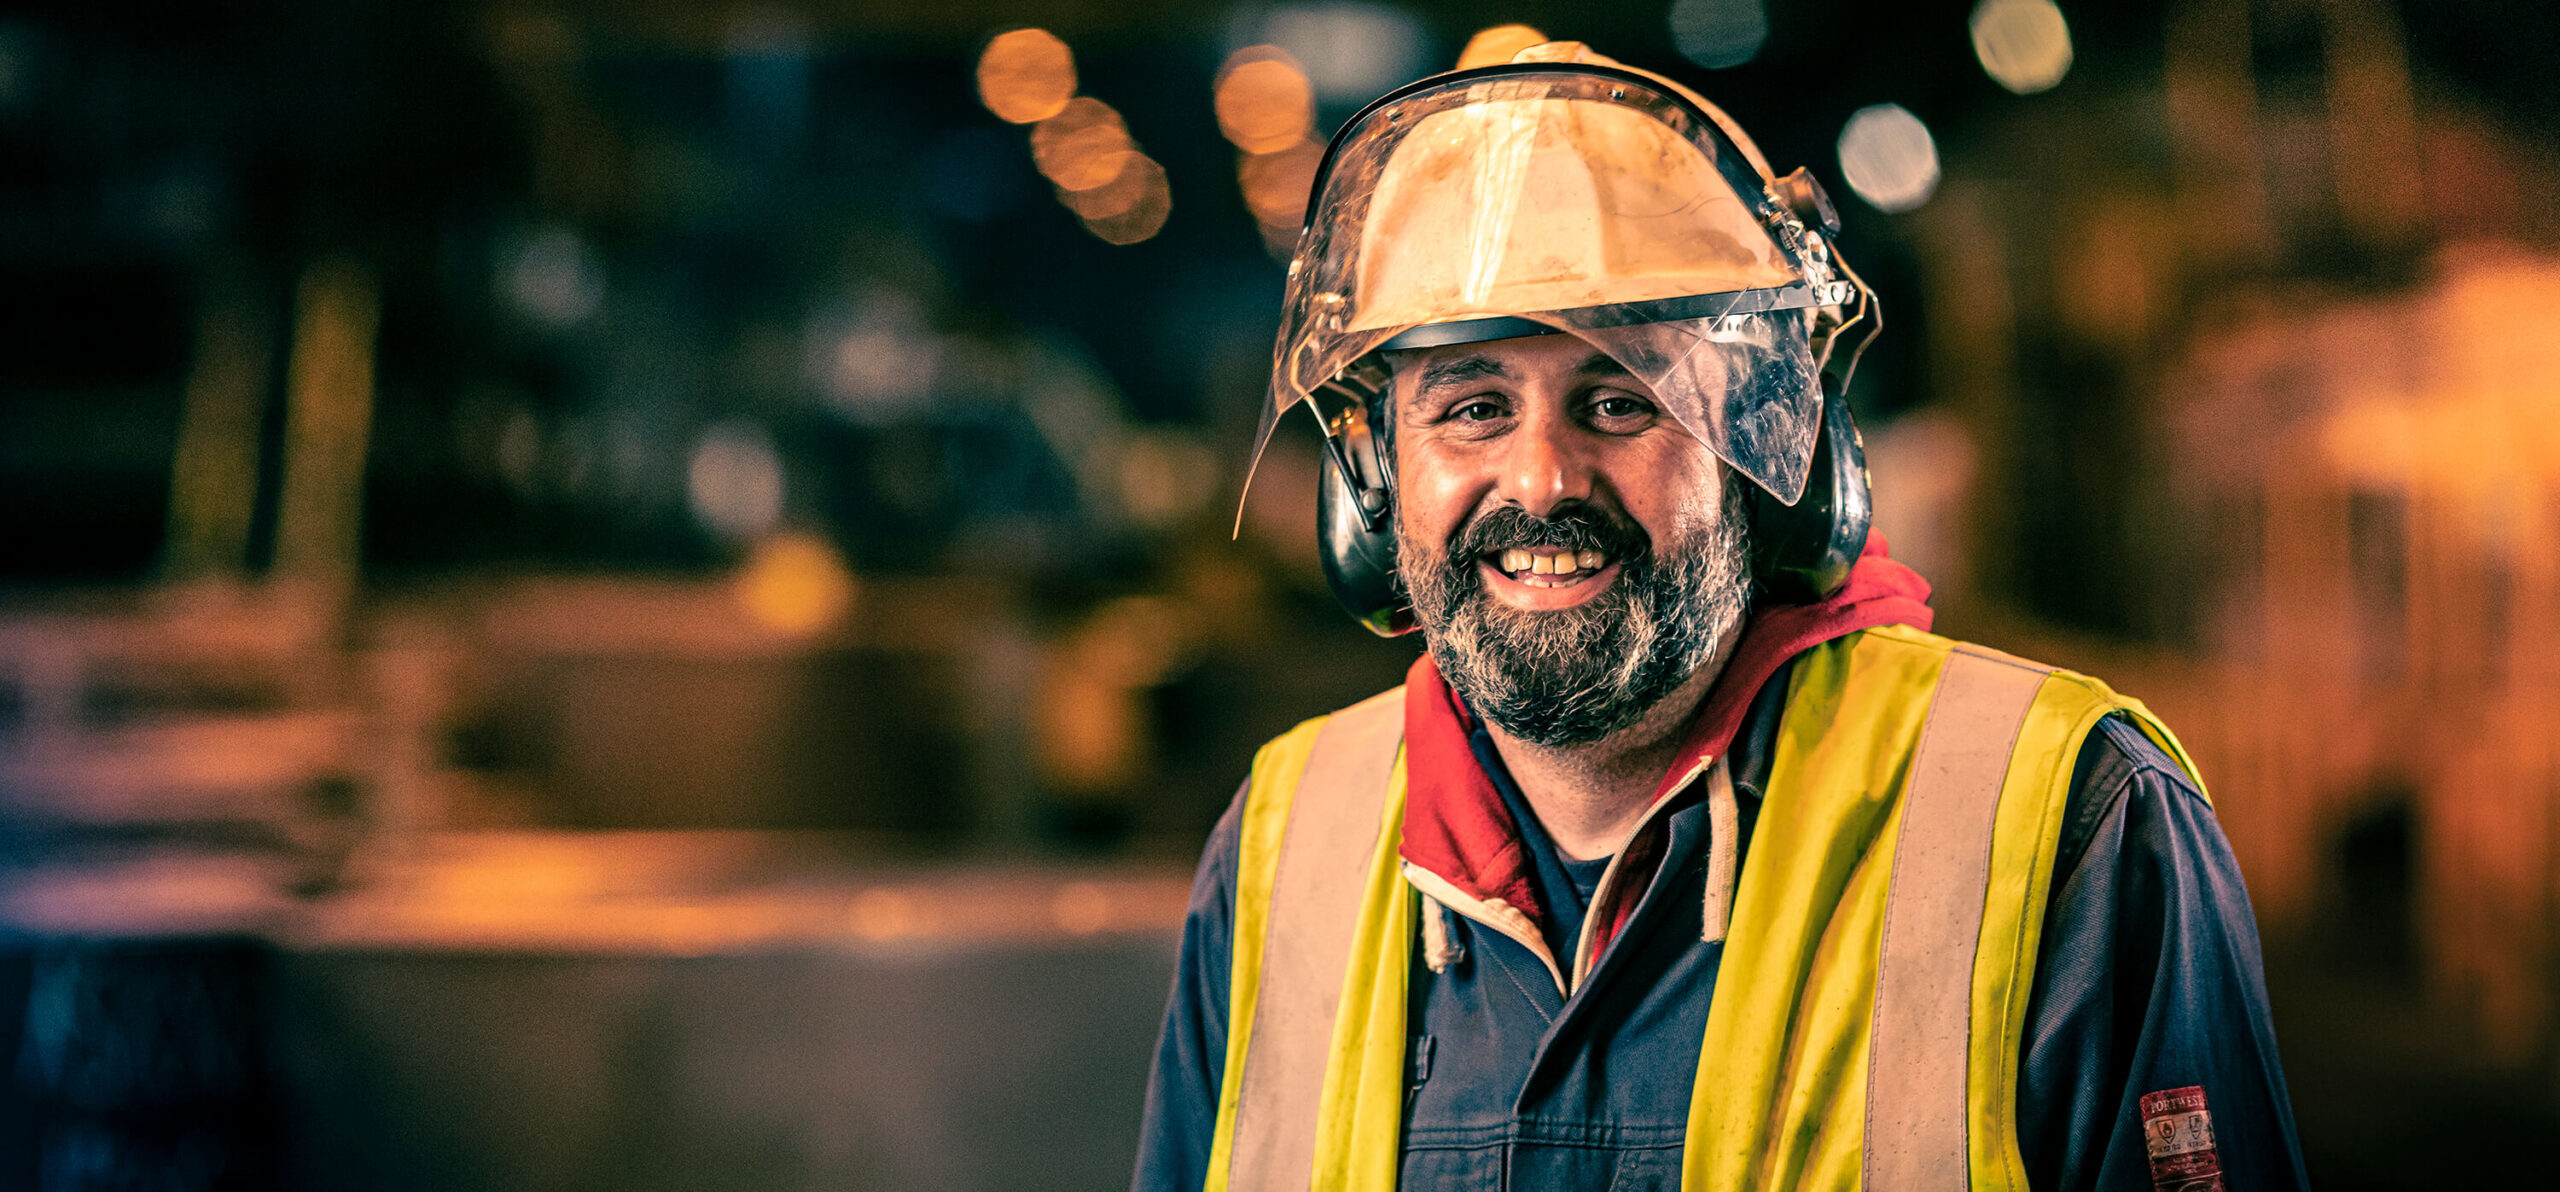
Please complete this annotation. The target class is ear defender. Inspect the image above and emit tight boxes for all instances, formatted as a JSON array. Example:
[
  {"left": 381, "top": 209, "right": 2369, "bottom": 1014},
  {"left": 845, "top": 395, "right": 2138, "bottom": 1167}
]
[
  {"left": 1314, "top": 362, "right": 1871, "bottom": 635},
  {"left": 1314, "top": 360, "right": 1413, "bottom": 637},
  {"left": 1745, "top": 372, "right": 1872, "bottom": 604}
]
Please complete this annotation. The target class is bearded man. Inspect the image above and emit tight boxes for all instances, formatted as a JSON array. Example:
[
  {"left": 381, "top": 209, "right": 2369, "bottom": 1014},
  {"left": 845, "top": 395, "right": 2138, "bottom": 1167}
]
[{"left": 1134, "top": 45, "right": 2307, "bottom": 1192}]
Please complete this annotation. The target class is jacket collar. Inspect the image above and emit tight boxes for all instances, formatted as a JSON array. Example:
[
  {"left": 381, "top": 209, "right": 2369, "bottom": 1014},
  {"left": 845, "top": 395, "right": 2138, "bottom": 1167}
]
[{"left": 1397, "top": 535, "right": 1936, "bottom": 928}]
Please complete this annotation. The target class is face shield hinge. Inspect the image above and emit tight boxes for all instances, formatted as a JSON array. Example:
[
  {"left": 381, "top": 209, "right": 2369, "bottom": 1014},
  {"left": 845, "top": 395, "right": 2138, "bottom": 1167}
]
[{"left": 1772, "top": 167, "right": 1841, "bottom": 237}]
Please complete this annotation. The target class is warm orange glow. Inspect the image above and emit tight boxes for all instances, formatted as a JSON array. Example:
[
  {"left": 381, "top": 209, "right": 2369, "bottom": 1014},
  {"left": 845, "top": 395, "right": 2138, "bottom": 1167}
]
[
  {"left": 1456, "top": 23, "right": 1548, "bottom": 69},
  {"left": 848, "top": 888, "right": 923, "bottom": 940},
  {"left": 1051, "top": 881, "right": 1112, "bottom": 935},
  {"left": 1239, "top": 138, "right": 1322, "bottom": 227},
  {"left": 1082, "top": 169, "right": 1172, "bottom": 245},
  {"left": 976, "top": 28, "right": 1077, "bottom": 124},
  {"left": 1061, "top": 152, "right": 1164, "bottom": 222},
  {"left": 1214, "top": 48, "right": 1314, "bottom": 155},
  {"left": 733, "top": 531, "right": 855, "bottom": 636},
  {"left": 1031, "top": 96, "right": 1135, "bottom": 192}
]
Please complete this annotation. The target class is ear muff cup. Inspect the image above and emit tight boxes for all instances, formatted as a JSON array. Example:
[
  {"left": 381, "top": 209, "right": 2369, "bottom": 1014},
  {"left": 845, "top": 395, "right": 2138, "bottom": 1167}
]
[
  {"left": 1315, "top": 372, "right": 1871, "bottom": 633},
  {"left": 1745, "top": 373, "right": 1872, "bottom": 604},
  {"left": 1316, "top": 397, "right": 1414, "bottom": 637}
]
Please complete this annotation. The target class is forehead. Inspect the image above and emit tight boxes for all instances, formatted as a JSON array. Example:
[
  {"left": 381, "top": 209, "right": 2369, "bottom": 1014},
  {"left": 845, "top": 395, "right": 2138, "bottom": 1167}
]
[{"left": 1388, "top": 333, "right": 1635, "bottom": 395}]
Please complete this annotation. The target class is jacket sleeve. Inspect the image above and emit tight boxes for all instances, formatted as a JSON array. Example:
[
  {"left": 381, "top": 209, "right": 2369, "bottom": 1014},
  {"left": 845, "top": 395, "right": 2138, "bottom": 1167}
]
[
  {"left": 2016, "top": 715, "right": 2312, "bottom": 1192},
  {"left": 1130, "top": 783, "right": 1246, "bottom": 1192}
]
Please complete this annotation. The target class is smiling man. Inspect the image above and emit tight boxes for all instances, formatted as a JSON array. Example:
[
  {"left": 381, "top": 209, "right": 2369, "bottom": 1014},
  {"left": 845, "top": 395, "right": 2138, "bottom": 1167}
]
[{"left": 1135, "top": 44, "right": 2307, "bottom": 1192}]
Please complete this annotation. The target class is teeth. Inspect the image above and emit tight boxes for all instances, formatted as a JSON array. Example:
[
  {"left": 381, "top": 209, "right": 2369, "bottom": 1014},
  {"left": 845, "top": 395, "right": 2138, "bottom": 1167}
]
[{"left": 1497, "top": 547, "right": 1610, "bottom": 580}]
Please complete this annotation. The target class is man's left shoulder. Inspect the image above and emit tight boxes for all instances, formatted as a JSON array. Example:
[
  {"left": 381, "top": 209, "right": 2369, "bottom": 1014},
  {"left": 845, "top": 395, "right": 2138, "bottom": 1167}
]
[
  {"left": 1851, "top": 625, "right": 2149, "bottom": 705},
  {"left": 2077, "top": 712, "right": 2202, "bottom": 796}
]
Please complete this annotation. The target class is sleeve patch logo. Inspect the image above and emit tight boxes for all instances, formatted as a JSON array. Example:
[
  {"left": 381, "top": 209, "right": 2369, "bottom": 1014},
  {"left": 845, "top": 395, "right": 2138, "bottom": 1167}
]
[{"left": 2138, "top": 1085, "right": 2226, "bottom": 1192}]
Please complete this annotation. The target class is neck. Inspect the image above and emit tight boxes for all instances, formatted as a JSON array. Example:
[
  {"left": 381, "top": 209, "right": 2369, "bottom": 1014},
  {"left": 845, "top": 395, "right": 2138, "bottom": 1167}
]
[{"left": 1480, "top": 631, "right": 1739, "bottom": 861}]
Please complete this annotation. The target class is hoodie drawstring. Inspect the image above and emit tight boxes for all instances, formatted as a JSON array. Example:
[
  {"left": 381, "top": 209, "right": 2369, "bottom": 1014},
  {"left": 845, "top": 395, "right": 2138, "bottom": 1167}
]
[
  {"left": 1703, "top": 759, "right": 1739, "bottom": 944},
  {"left": 1419, "top": 892, "right": 1465, "bottom": 972}
]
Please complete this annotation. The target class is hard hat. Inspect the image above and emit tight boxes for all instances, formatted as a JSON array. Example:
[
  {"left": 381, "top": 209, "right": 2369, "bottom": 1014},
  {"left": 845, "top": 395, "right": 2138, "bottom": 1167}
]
[{"left": 1252, "top": 42, "right": 1867, "bottom": 509}]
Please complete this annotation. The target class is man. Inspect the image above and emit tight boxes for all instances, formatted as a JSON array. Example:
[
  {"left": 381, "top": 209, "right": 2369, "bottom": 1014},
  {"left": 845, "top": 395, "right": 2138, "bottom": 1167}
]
[{"left": 1137, "top": 44, "right": 2307, "bottom": 1192}]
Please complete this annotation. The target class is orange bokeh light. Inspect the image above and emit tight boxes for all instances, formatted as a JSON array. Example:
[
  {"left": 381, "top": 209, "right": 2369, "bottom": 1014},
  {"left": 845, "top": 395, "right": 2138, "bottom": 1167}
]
[
  {"left": 1456, "top": 23, "right": 1548, "bottom": 69},
  {"left": 976, "top": 28, "right": 1077, "bottom": 124},
  {"left": 1063, "top": 152, "right": 1165, "bottom": 222},
  {"left": 1032, "top": 96, "right": 1136, "bottom": 192},
  {"left": 1082, "top": 169, "right": 1172, "bottom": 245},
  {"left": 734, "top": 531, "right": 855, "bottom": 636},
  {"left": 1214, "top": 48, "right": 1314, "bottom": 155},
  {"left": 1239, "top": 138, "right": 1322, "bottom": 228}
]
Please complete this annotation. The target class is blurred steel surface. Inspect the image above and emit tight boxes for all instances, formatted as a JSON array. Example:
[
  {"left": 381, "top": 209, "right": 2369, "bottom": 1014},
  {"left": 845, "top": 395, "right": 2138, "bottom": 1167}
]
[{"left": 1, "top": 831, "right": 1191, "bottom": 1192}]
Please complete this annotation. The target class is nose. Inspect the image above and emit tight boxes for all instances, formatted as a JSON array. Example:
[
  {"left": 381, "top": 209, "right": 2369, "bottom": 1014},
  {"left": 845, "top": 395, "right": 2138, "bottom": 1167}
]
[{"left": 1492, "top": 411, "right": 1595, "bottom": 518}]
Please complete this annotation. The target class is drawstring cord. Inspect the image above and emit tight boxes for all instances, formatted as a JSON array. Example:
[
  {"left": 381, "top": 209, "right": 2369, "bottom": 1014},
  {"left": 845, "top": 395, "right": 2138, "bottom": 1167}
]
[
  {"left": 1415, "top": 755, "right": 1742, "bottom": 970},
  {"left": 1703, "top": 759, "right": 1739, "bottom": 944},
  {"left": 1419, "top": 892, "right": 1465, "bottom": 973}
]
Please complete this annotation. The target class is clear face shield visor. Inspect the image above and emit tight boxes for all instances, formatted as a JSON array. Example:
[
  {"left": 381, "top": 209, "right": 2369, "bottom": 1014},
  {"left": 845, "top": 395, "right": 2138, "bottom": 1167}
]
[{"left": 1251, "top": 66, "right": 1861, "bottom": 508}]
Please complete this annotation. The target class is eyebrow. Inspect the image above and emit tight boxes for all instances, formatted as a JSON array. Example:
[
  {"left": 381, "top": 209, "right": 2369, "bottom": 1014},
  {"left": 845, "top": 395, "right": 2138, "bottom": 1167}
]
[
  {"left": 1410, "top": 349, "right": 1630, "bottom": 394},
  {"left": 1569, "top": 350, "right": 1633, "bottom": 380},
  {"left": 1414, "top": 355, "right": 1510, "bottom": 396}
]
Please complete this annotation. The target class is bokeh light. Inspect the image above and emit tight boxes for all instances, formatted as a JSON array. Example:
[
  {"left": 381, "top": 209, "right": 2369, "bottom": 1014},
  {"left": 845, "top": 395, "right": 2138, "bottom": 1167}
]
[
  {"left": 1081, "top": 166, "right": 1172, "bottom": 245},
  {"left": 1245, "top": 2, "right": 1423, "bottom": 103},
  {"left": 1836, "top": 103, "right": 1941, "bottom": 213},
  {"left": 1215, "top": 48, "right": 1315, "bottom": 155},
  {"left": 1667, "top": 0, "right": 1770, "bottom": 70},
  {"left": 975, "top": 28, "right": 1077, "bottom": 124},
  {"left": 501, "top": 225, "right": 604, "bottom": 328},
  {"left": 1970, "top": 0, "right": 2074, "bottom": 95},
  {"left": 1239, "top": 138, "right": 1322, "bottom": 228},
  {"left": 1061, "top": 153, "right": 1165, "bottom": 223},
  {"left": 734, "top": 531, "right": 855, "bottom": 636},
  {"left": 686, "top": 422, "right": 784, "bottom": 541},
  {"left": 1030, "top": 96, "right": 1134, "bottom": 192},
  {"left": 1455, "top": 23, "right": 1547, "bottom": 69}
]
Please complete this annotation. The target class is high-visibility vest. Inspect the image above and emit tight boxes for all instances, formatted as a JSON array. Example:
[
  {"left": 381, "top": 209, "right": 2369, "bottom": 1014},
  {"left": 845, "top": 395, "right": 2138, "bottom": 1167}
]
[{"left": 1201, "top": 624, "right": 2207, "bottom": 1192}]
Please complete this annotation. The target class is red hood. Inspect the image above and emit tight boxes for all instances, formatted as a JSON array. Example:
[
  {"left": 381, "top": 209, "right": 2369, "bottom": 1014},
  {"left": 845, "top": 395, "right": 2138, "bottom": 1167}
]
[{"left": 1397, "top": 534, "right": 1935, "bottom": 925}]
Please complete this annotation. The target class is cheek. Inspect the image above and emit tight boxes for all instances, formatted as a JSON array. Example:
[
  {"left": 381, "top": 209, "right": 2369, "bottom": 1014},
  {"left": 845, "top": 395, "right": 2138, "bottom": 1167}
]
[
  {"left": 1395, "top": 443, "right": 1484, "bottom": 547},
  {"left": 1605, "top": 441, "right": 1728, "bottom": 543}
]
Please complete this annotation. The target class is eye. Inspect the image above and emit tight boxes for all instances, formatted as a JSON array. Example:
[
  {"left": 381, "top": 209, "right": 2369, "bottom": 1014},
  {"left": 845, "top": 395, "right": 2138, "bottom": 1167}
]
[
  {"left": 1451, "top": 398, "right": 1506, "bottom": 423},
  {"left": 1586, "top": 390, "right": 1658, "bottom": 428}
]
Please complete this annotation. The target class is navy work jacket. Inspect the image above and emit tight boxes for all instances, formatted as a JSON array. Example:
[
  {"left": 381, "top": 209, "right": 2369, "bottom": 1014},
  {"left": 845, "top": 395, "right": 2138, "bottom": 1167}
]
[{"left": 1131, "top": 657, "right": 2313, "bottom": 1191}]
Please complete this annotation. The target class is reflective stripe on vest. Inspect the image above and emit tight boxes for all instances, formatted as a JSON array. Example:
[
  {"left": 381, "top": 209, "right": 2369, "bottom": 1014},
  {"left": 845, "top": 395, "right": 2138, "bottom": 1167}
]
[
  {"left": 1206, "top": 687, "right": 1411, "bottom": 1192},
  {"left": 1209, "top": 627, "right": 2208, "bottom": 1191},
  {"left": 1863, "top": 648, "right": 2050, "bottom": 1191}
]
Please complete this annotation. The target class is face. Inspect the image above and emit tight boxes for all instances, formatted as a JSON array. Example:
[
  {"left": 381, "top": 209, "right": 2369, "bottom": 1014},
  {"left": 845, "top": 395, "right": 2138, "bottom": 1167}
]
[{"left": 1387, "top": 333, "right": 1753, "bottom": 747}]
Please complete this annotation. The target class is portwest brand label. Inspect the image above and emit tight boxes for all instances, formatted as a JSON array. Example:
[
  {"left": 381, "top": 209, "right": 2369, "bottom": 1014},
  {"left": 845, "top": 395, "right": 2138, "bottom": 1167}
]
[{"left": 2138, "top": 1085, "right": 2226, "bottom": 1192}]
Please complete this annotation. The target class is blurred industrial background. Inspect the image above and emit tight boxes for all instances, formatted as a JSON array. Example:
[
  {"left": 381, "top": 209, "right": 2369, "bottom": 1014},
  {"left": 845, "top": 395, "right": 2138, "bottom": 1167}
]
[{"left": 2, "top": 0, "right": 2557, "bottom": 1188}]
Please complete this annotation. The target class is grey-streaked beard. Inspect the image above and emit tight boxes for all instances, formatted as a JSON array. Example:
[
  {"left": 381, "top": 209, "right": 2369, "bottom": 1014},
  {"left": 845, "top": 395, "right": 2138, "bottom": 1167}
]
[{"left": 1398, "top": 486, "right": 1752, "bottom": 748}]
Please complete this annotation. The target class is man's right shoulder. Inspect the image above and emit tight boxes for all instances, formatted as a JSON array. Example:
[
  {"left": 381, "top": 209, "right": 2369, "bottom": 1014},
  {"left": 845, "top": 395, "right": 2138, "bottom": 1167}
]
[{"left": 1244, "top": 683, "right": 1408, "bottom": 779}]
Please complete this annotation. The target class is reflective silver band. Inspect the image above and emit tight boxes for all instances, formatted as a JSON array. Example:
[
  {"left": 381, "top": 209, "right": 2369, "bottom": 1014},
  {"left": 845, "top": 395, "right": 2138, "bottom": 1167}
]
[
  {"left": 1862, "top": 648, "right": 2049, "bottom": 1192},
  {"left": 1230, "top": 687, "right": 1407, "bottom": 1191}
]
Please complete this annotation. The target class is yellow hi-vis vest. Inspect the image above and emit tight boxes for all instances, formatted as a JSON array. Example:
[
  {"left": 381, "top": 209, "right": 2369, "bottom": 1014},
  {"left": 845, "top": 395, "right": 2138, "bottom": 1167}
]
[{"left": 1201, "top": 625, "right": 2208, "bottom": 1192}]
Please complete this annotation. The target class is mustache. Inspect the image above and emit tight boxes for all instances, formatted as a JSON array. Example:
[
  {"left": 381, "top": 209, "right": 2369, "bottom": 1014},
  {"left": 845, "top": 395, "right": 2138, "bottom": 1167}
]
[{"left": 1446, "top": 502, "right": 1651, "bottom": 568}]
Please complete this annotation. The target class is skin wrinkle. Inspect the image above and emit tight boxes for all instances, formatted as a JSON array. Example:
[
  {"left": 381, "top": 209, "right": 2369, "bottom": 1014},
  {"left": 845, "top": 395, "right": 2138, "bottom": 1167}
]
[{"left": 1380, "top": 334, "right": 1755, "bottom": 860}]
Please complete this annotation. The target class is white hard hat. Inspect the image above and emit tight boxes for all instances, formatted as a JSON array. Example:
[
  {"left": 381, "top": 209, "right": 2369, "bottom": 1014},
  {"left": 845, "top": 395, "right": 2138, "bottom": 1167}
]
[{"left": 1253, "top": 42, "right": 1861, "bottom": 506}]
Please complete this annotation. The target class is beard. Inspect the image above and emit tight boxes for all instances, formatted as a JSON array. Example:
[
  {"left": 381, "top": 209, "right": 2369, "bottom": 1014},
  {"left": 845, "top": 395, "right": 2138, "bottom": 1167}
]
[{"left": 1397, "top": 487, "right": 1753, "bottom": 748}]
